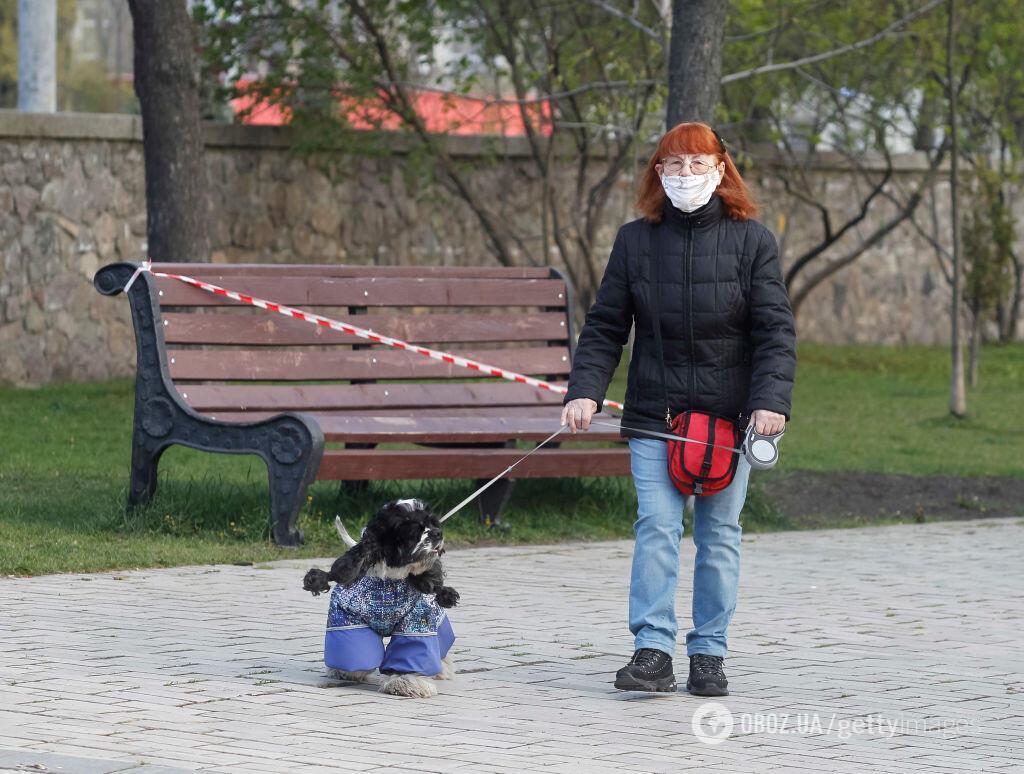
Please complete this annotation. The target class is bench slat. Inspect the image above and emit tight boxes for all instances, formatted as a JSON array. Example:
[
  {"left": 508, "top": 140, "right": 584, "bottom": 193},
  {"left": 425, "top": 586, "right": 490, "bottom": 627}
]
[
  {"left": 156, "top": 275, "right": 567, "bottom": 307},
  {"left": 318, "top": 447, "right": 631, "bottom": 479},
  {"left": 168, "top": 346, "right": 571, "bottom": 381},
  {"left": 192, "top": 415, "right": 623, "bottom": 443},
  {"left": 314, "top": 415, "right": 622, "bottom": 443},
  {"left": 180, "top": 381, "right": 566, "bottom": 412},
  {"left": 161, "top": 311, "right": 567, "bottom": 345},
  {"left": 207, "top": 406, "right": 587, "bottom": 420},
  {"left": 154, "top": 263, "right": 554, "bottom": 279}
]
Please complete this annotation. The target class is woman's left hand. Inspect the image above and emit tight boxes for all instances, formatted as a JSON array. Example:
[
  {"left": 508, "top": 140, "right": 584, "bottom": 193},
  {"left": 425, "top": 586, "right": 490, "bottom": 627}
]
[{"left": 747, "top": 409, "right": 786, "bottom": 435}]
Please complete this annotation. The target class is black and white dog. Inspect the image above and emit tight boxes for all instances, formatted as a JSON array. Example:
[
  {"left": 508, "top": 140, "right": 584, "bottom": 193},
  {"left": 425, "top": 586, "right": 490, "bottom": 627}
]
[{"left": 303, "top": 498, "right": 459, "bottom": 698}]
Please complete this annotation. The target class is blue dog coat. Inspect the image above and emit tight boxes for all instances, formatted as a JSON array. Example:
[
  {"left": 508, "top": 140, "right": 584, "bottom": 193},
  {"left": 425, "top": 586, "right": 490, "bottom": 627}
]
[{"left": 324, "top": 575, "right": 455, "bottom": 676}]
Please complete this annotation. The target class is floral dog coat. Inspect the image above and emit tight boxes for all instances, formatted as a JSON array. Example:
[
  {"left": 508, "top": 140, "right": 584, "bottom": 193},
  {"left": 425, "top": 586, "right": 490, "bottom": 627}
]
[{"left": 324, "top": 575, "right": 455, "bottom": 676}]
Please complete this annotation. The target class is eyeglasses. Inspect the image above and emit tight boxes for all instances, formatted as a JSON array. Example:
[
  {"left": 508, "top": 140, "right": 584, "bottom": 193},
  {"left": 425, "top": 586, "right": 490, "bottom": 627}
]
[{"left": 660, "top": 157, "right": 715, "bottom": 175}]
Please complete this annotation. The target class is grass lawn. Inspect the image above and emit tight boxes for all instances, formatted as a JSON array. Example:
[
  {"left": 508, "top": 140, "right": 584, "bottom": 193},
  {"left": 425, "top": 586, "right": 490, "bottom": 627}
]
[{"left": 1, "top": 342, "right": 1021, "bottom": 576}]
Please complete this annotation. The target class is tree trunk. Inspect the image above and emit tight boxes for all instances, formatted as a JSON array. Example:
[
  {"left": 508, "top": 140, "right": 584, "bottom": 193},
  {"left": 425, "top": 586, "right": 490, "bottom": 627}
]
[
  {"left": 968, "top": 307, "right": 981, "bottom": 388},
  {"left": 127, "top": 0, "right": 209, "bottom": 263},
  {"left": 913, "top": 93, "right": 940, "bottom": 151},
  {"left": 946, "top": 0, "right": 967, "bottom": 417},
  {"left": 667, "top": 0, "right": 726, "bottom": 127},
  {"left": 997, "top": 252, "right": 1022, "bottom": 342},
  {"left": 17, "top": 0, "right": 56, "bottom": 112}
]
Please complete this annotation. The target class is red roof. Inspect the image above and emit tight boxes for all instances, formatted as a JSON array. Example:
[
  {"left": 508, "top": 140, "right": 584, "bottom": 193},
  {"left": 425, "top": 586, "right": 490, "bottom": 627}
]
[{"left": 232, "top": 84, "right": 552, "bottom": 137}]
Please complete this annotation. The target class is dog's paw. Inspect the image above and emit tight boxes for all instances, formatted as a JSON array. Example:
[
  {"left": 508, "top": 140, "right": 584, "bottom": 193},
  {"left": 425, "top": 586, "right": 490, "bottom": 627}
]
[
  {"left": 303, "top": 569, "right": 331, "bottom": 596},
  {"left": 434, "top": 655, "right": 455, "bottom": 681},
  {"left": 327, "top": 668, "right": 375, "bottom": 684},
  {"left": 435, "top": 586, "right": 460, "bottom": 608},
  {"left": 379, "top": 674, "right": 437, "bottom": 698}
]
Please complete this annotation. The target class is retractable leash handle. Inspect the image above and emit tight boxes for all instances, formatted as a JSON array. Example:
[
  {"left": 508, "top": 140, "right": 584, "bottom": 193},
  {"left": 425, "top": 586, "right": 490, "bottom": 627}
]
[{"left": 742, "top": 425, "right": 785, "bottom": 470}]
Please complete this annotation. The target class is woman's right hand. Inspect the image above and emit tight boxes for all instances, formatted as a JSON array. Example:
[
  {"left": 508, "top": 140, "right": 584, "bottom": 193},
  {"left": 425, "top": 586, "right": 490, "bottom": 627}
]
[{"left": 560, "top": 398, "right": 598, "bottom": 433}]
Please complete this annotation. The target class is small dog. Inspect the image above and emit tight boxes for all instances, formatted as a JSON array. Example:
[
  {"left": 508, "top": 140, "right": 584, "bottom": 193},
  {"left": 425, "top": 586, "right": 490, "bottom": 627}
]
[{"left": 303, "top": 498, "right": 459, "bottom": 698}]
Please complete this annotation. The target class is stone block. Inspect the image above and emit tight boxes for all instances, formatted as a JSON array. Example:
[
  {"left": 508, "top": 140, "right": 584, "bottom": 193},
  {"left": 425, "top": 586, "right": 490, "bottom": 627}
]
[
  {"left": 265, "top": 185, "right": 288, "bottom": 222},
  {"left": 231, "top": 216, "right": 274, "bottom": 250},
  {"left": 55, "top": 309, "right": 77, "bottom": 337},
  {"left": 14, "top": 185, "right": 39, "bottom": 219},
  {"left": 0, "top": 320, "right": 20, "bottom": 344},
  {"left": 23, "top": 300, "right": 44, "bottom": 333},
  {"left": 93, "top": 213, "right": 119, "bottom": 257},
  {"left": 291, "top": 226, "right": 316, "bottom": 258},
  {"left": 117, "top": 227, "right": 143, "bottom": 261},
  {"left": 306, "top": 169, "right": 331, "bottom": 199},
  {"left": 310, "top": 202, "right": 342, "bottom": 236},
  {"left": 4, "top": 292, "right": 21, "bottom": 323},
  {"left": 129, "top": 213, "right": 148, "bottom": 236},
  {"left": 44, "top": 273, "right": 81, "bottom": 312},
  {"left": 55, "top": 215, "right": 80, "bottom": 238},
  {"left": 77, "top": 251, "right": 99, "bottom": 281},
  {"left": 283, "top": 184, "right": 307, "bottom": 223},
  {"left": 2, "top": 161, "right": 27, "bottom": 185},
  {"left": 39, "top": 157, "right": 88, "bottom": 221}
]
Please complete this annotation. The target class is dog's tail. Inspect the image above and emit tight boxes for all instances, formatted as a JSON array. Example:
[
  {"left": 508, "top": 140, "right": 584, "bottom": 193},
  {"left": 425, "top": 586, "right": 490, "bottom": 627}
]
[
  {"left": 303, "top": 568, "right": 332, "bottom": 596},
  {"left": 334, "top": 516, "right": 358, "bottom": 548}
]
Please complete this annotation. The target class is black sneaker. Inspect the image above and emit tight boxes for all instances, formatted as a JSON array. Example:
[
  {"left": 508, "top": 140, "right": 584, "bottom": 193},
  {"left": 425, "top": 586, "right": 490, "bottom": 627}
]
[
  {"left": 687, "top": 654, "right": 729, "bottom": 696},
  {"left": 614, "top": 648, "right": 677, "bottom": 692}
]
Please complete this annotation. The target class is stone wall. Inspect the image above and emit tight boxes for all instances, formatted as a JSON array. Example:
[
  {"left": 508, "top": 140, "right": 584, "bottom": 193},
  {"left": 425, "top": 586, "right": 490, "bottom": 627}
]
[{"left": 0, "top": 111, "right": 1019, "bottom": 386}]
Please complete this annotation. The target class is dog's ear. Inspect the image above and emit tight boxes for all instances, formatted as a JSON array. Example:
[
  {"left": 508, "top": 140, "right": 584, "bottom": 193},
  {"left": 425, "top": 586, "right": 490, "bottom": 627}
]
[{"left": 328, "top": 540, "right": 380, "bottom": 587}]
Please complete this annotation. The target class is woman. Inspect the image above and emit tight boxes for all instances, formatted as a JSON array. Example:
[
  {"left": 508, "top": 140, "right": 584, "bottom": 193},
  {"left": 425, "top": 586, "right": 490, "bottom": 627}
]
[{"left": 560, "top": 122, "right": 796, "bottom": 696}]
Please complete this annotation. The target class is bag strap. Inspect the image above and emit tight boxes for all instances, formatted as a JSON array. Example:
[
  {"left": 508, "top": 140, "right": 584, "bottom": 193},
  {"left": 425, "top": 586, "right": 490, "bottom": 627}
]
[
  {"left": 644, "top": 221, "right": 672, "bottom": 428},
  {"left": 700, "top": 416, "right": 716, "bottom": 478}
]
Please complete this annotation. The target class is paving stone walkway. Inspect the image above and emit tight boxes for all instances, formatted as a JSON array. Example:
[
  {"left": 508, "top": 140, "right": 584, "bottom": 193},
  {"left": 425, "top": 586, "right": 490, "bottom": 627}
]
[{"left": 1, "top": 517, "right": 1022, "bottom": 773}]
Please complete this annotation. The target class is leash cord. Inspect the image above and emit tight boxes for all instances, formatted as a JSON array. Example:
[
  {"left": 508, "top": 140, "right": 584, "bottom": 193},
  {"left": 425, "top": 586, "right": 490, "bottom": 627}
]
[
  {"left": 438, "top": 424, "right": 569, "bottom": 522},
  {"left": 589, "top": 420, "right": 742, "bottom": 454},
  {"left": 440, "top": 417, "right": 748, "bottom": 523}
]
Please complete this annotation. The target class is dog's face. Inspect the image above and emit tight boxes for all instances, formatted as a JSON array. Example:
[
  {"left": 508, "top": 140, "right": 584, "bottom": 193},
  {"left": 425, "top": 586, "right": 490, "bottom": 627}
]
[{"left": 358, "top": 499, "right": 444, "bottom": 578}]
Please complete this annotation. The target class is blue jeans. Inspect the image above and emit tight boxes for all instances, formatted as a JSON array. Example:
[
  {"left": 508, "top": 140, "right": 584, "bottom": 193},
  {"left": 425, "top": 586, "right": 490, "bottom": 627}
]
[{"left": 628, "top": 437, "right": 751, "bottom": 658}]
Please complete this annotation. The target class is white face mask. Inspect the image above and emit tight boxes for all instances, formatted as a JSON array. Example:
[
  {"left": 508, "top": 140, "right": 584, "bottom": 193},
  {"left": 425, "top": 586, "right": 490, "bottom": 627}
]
[{"left": 660, "top": 167, "right": 722, "bottom": 212}]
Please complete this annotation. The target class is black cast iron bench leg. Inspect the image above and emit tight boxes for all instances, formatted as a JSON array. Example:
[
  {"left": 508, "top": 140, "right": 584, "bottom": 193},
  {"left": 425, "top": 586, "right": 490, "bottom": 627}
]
[{"left": 96, "top": 262, "right": 325, "bottom": 547}]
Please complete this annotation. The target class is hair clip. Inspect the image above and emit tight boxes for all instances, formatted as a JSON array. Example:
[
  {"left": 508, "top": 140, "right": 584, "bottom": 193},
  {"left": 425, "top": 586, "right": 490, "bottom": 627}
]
[{"left": 711, "top": 127, "right": 727, "bottom": 154}]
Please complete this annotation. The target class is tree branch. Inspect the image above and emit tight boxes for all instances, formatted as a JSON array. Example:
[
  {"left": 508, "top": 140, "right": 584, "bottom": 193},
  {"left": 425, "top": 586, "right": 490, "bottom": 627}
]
[
  {"left": 721, "top": 0, "right": 944, "bottom": 84},
  {"left": 789, "top": 144, "right": 948, "bottom": 311},
  {"left": 583, "top": 0, "right": 662, "bottom": 43}
]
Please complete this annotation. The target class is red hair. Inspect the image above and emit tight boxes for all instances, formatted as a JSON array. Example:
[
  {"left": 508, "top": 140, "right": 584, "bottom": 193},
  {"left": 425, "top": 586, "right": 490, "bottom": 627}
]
[{"left": 636, "top": 122, "right": 758, "bottom": 222}]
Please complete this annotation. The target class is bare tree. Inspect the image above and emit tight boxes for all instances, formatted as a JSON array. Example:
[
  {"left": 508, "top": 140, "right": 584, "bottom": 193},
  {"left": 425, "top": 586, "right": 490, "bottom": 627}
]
[
  {"left": 754, "top": 78, "right": 948, "bottom": 318},
  {"left": 128, "top": 0, "right": 210, "bottom": 263}
]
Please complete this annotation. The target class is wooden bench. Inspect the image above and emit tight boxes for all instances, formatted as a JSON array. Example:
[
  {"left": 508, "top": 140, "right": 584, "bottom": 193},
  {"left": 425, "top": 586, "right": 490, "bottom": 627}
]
[{"left": 94, "top": 261, "right": 629, "bottom": 545}]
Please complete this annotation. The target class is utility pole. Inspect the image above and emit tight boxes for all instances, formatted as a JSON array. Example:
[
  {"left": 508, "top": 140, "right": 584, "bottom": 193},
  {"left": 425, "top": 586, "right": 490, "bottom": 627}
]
[{"left": 17, "top": 0, "right": 57, "bottom": 112}]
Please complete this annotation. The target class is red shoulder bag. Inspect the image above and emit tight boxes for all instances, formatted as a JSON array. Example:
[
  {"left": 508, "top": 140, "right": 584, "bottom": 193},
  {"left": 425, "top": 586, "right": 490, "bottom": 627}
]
[{"left": 665, "top": 410, "right": 743, "bottom": 496}]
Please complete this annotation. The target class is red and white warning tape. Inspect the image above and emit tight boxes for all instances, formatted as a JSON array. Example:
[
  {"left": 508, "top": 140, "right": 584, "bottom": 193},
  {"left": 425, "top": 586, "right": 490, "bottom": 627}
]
[{"left": 123, "top": 261, "right": 625, "bottom": 412}]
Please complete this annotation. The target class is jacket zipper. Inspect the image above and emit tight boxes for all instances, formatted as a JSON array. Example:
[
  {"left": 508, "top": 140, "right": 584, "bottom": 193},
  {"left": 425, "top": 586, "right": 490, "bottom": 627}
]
[{"left": 686, "top": 223, "right": 696, "bottom": 409}]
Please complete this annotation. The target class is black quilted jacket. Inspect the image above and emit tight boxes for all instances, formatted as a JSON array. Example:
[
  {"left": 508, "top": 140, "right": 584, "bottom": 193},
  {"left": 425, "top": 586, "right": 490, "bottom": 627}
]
[{"left": 563, "top": 195, "right": 797, "bottom": 439}]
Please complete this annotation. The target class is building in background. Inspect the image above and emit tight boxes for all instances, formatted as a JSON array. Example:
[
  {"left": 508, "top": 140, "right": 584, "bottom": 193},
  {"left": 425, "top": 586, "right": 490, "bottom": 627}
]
[
  {"left": 63, "top": 0, "right": 135, "bottom": 113},
  {"left": 69, "top": 0, "right": 132, "bottom": 84}
]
